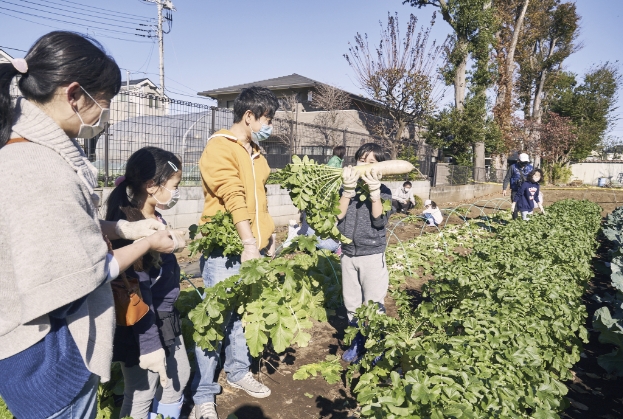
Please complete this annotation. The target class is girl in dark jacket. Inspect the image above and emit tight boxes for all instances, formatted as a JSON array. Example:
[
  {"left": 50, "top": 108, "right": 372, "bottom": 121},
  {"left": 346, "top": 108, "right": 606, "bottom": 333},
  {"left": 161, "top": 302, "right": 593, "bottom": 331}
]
[
  {"left": 106, "top": 147, "right": 189, "bottom": 419},
  {"left": 512, "top": 168, "right": 545, "bottom": 221}
]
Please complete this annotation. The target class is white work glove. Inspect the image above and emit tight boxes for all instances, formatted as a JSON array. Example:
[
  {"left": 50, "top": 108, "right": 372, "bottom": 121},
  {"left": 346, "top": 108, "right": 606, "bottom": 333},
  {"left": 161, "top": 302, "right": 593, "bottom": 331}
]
[
  {"left": 115, "top": 219, "right": 165, "bottom": 240},
  {"left": 139, "top": 348, "right": 169, "bottom": 388},
  {"left": 241, "top": 238, "right": 261, "bottom": 262},
  {"left": 341, "top": 166, "right": 360, "bottom": 199},
  {"left": 168, "top": 229, "right": 187, "bottom": 253},
  {"left": 361, "top": 168, "right": 382, "bottom": 201},
  {"left": 502, "top": 189, "right": 507, "bottom": 196},
  {"left": 510, "top": 202, "right": 516, "bottom": 213}
]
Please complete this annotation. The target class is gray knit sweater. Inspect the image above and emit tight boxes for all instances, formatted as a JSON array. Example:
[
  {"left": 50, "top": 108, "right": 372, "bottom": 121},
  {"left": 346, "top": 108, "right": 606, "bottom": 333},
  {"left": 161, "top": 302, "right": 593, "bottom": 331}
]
[{"left": 0, "top": 98, "right": 115, "bottom": 382}]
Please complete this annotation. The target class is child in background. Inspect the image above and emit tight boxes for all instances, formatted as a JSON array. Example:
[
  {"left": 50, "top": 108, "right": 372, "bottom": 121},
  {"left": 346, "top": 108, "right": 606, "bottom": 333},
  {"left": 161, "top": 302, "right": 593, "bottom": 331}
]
[
  {"left": 422, "top": 200, "right": 443, "bottom": 226},
  {"left": 337, "top": 143, "right": 392, "bottom": 363},
  {"left": 327, "top": 145, "right": 346, "bottom": 168},
  {"left": 106, "top": 147, "right": 189, "bottom": 419},
  {"left": 512, "top": 168, "right": 545, "bottom": 221}
]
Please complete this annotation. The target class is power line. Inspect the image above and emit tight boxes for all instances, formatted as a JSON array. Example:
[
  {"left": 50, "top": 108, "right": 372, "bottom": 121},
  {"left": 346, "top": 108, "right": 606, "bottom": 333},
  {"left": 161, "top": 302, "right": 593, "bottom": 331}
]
[
  {"left": 11, "top": 0, "right": 153, "bottom": 26},
  {"left": 0, "top": 4, "right": 147, "bottom": 37},
  {"left": 54, "top": 0, "right": 152, "bottom": 20},
  {"left": 2, "top": 9, "right": 154, "bottom": 44},
  {"left": 0, "top": 45, "right": 27, "bottom": 52},
  {"left": 0, "top": 1, "right": 150, "bottom": 32}
]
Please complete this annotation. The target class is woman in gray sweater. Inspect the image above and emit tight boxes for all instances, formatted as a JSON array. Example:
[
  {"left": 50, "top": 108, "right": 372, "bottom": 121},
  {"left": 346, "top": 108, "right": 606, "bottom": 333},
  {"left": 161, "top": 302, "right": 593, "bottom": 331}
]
[{"left": 0, "top": 32, "right": 176, "bottom": 419}]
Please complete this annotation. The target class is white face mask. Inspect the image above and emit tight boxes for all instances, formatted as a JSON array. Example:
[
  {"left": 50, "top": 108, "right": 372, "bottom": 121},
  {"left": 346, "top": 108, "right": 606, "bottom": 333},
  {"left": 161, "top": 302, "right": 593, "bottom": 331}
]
[
  {"left": 154, "top": 186, "right": 180, "bottom": 210},
  {"left": 73, "top": 87, "right": 110, "bottom": 139}
]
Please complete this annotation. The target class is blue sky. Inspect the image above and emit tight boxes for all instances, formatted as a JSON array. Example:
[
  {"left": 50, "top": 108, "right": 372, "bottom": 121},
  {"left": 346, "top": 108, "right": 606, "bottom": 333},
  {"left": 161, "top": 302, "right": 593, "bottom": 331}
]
[{"left": 1, "top": 0, "right": 621, "bottom": 135}]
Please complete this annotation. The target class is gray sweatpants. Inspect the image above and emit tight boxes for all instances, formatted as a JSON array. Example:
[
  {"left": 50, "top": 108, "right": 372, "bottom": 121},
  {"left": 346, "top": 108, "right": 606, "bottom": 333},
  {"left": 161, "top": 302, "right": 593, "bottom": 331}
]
[
  {"left": 120, "top": 336, "right": 191, "bottom": 419},
  {"left": 341, "top": 253, "right": 389, "bottom": 321}
]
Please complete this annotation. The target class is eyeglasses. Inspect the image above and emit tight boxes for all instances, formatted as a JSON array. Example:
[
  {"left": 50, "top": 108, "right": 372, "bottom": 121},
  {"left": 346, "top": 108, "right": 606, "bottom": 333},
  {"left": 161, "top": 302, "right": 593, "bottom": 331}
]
[{"left": 167, "top": 161, "right": 178, "bottom": 172}]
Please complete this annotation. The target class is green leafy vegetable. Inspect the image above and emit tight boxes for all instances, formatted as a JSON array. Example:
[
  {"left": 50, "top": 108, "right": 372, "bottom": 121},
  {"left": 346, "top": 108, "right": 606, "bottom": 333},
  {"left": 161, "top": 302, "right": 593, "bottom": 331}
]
[{"left": 188, "top": 211, "right": 243, "bottom": 257}]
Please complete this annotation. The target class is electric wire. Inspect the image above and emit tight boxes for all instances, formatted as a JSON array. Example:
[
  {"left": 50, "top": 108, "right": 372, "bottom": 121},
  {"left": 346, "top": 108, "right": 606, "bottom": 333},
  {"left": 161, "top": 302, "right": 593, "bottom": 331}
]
[
  {"left": 0, "top": 4, "right": 146, "bottom": 36},
  {"left": 54, "top": 0, "right": 152, "bottom": 20},
  {"left": 9, "top": 0, "right": 153, "bottom": 26},
  {"left": 0, "top": 45, "right": 27, "bottom": 52},
  {"left": 0, "top": 1, "right": 149, "bottom": 32},
  {"left": 2, "top": 9, "right": 154, "bottom": 43}
]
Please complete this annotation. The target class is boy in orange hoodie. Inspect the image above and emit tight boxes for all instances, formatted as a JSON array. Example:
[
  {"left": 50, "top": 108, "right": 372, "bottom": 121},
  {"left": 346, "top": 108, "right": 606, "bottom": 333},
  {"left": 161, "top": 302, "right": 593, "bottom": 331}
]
[{"left": 190, "top": 87, "right": 279, "bottom": 419}]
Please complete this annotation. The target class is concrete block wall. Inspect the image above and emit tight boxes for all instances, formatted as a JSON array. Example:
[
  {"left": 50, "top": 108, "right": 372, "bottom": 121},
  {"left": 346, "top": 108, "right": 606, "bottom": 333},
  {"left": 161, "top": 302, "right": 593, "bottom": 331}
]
[
  {"left": 95, "top": 180, "right": 495, "bottom": 231},
  {"left": 429, "top": 183, "right": 500, "bottom": 203}
]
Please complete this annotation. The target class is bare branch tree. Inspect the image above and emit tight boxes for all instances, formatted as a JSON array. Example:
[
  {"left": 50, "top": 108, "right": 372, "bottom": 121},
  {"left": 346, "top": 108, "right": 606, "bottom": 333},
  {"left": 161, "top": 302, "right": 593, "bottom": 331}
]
[
  {"left": 344, "top": 12, "right": 446, "bottom": 159},
  {"left": 310, "top": 83, "right": 352, "bottom": 147},
  {"left": 274, "top": 93, "right": 299, "bottom": 153}
]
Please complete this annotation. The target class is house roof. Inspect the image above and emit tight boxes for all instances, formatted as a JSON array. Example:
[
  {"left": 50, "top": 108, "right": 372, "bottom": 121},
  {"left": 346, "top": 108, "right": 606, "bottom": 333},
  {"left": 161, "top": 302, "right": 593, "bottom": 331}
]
[
  {"left": 198, "top": 73, "right": 319, "bottom": 98},
  {"left": 198, "top": 73, "right": 384, "bottom": 110},
  {"left": 121, "top": 78, "right": 157, "bottom": 87}
]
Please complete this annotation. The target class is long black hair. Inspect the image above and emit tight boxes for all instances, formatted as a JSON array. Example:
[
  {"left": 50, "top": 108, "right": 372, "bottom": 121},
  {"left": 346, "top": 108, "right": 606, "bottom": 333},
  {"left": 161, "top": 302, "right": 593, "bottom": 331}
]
[
  {"left": 105, "top": 147, "right": 181, "bottom": 222},
  {"left": 0, "top": 31, "right": 121, "bottom": 147}
]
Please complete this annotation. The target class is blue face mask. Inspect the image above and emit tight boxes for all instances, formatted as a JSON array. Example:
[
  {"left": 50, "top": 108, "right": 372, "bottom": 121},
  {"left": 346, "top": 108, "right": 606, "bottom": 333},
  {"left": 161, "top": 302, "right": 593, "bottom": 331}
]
[{"left": 251, "top": 124, "right": 272, "bottom": 143}]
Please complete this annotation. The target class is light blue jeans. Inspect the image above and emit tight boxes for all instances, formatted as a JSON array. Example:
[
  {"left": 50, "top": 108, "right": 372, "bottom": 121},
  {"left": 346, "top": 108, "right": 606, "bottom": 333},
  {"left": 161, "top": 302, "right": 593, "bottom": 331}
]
[
  {"left": 48, "top": 373, "right": 98, "bottom": 419},
  {"left": 424, "top": 213, "right": 438, "bottom": 226},
  {"left": 191, "top": 251, "right": 251, "bottom": 404}
]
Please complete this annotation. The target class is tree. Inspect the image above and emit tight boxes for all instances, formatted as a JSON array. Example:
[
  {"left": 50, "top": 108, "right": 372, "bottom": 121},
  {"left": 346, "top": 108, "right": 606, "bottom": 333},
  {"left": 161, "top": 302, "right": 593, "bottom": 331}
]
[
  {"left": 310, "top": 83, "right": 352, "bottom": 147},
  {"left": 492, "top": 0, "right": 531, "bottom": 152},
  {"left": 425, "top": 95, "right": 501, "bottom": 166},
  {"left": 274, "top": 93, "right": 299, "bottom": 153},
  {"left": 548, "top": 62, "right": 621, "bottom": 160},
  {"left": 344, "top": 12, "right": 445, "bottom": 159},
  {"left": 516, "top": 1, "right": 580, "bottom": 123},
  {"left": 405, "top": 0, "right": 498, "bottom": 178}
]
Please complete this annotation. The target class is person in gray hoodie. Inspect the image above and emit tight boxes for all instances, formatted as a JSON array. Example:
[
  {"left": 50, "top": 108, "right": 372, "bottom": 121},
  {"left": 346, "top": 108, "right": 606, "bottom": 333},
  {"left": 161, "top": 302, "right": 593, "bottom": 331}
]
[
  {"left": 337, "top": 143, "right": 392, "bottom": 363},
  {"left": 0, "top": 32, "right": 175, "bottom": 419}
]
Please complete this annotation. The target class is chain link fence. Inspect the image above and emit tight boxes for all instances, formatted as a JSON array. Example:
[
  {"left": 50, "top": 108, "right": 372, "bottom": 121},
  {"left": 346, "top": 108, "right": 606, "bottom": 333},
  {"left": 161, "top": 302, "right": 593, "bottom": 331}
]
[{"left": 86, "top": 91, "right": 436, "bottom": 186}]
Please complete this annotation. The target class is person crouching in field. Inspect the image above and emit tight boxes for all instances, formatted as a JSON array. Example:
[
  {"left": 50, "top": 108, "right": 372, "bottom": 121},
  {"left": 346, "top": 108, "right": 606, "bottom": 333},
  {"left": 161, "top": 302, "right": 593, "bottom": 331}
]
[
  {"left": 512, "top": 168, "right": 546, "bottom": 221},
  {"left": 422, "top": 200, "right": 443, "bottom": 226},
  {"left": 337, "top": 143, "right": 392, "bottom": 363},
  {"left": 392, "top": 181, "right": 416, "bottom": 214},
  {"left": 106, "top": 147, "right": 189, "bottom": 419}
]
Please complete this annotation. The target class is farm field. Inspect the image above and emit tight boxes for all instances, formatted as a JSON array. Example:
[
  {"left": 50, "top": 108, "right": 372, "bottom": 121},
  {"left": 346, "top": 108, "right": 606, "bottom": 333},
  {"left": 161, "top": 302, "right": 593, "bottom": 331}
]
[{"left": 169, "top": 195, "right": 623, "bottom": 419}]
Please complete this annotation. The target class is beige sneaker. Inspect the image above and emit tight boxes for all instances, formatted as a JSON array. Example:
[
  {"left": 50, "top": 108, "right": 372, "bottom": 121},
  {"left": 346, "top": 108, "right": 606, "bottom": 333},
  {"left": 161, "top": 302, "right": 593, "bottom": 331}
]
[
  {"left": 189, "top": 402, "right": 219, "bottom": 419},
  {"left": 227, "top": 372, "right": 271, "bottom": 398}
]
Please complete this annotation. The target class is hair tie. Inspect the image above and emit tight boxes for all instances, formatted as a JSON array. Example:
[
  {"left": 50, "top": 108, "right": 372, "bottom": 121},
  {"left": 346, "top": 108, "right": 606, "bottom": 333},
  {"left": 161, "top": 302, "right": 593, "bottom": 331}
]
[
  {"left": 10, "top": 58, "right": 28, "bottom": 74},
  {"left": 114, "top": 175, "right": 126, "bottom": 187}
]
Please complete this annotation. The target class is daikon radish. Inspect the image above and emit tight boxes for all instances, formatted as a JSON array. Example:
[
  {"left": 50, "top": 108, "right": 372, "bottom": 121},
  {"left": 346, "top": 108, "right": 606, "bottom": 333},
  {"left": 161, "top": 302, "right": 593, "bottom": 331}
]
[{"left": 351, "top": 160, "right": 415, "bottom": 176}]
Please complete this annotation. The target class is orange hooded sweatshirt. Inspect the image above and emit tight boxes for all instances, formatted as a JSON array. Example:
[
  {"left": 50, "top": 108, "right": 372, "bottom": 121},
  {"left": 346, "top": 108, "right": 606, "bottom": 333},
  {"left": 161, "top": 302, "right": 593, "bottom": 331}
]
[{"left": 199, "top": 129, "right": 274, "bottom": 249}]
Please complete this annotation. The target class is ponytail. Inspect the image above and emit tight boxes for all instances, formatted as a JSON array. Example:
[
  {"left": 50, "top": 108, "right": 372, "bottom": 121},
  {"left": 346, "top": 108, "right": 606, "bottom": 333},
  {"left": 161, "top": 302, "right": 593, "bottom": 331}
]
[
  {"left": 105, "top": 178, "right": 134, "bottom": 222},
  {"left": 0, "top": 63, "right": 20, "bottom": 147}
]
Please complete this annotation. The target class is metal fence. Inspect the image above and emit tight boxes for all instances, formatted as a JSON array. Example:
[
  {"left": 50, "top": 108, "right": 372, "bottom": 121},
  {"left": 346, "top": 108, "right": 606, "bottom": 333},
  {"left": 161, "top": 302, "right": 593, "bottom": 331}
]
[
  {"left": 433, "top": 164, "right": 506, "bottom": 186},
  {"left": 93, "top": 91, "right": 233, "bottom": 185},
  {"left": 87, "top": 91, "right": 436, "bottom": 185}
]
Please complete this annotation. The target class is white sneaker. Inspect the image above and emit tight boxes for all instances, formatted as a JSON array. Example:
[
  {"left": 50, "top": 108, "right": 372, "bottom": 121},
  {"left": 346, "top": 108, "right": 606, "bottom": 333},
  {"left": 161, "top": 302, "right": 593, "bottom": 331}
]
[
  {"left": 227, "top": 371, "right": 271, "bottom": 398},
  {"left": 189, "top": 402, "right": 219, "bottom": 419}
]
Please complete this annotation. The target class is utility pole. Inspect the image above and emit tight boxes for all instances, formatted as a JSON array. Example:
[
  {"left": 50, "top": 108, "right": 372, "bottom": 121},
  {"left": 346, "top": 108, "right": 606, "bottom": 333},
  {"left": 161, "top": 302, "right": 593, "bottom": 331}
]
[
  {"left": 157, "top": 0, "right": 164, "bottom": 93},
  {"left": 144, "top": 0, "right": 175, "bottom": 95}
]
